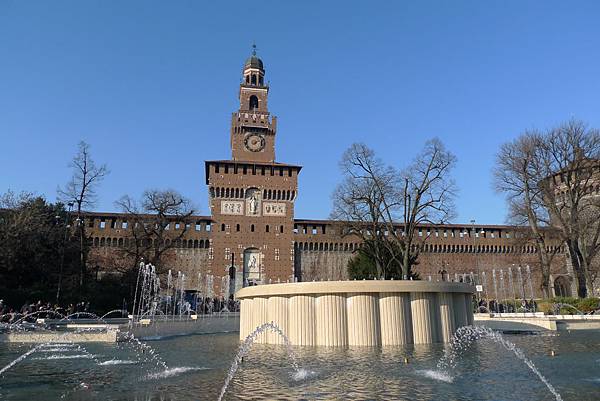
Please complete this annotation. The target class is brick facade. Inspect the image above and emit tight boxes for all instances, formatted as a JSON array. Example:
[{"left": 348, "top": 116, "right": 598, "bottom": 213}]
[{"left": 85, "top": 53, "right": 572, "bottom": 298}]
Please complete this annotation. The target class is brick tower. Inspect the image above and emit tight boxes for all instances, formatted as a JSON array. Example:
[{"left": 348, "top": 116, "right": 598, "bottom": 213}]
[{"left": 205, "top": 47, "right": 301, "bottom": 293}]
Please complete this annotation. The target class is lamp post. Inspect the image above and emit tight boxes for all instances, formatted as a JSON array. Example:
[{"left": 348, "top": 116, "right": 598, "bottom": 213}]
[
  {"left": 470, "top": 220, "right": 480, "bottom": 299},
  {"left": 229, "top": 253, "right": 236, "bottom": 299},
  {"left": 56, "top": 202, "right": 74, "bottom": 303}
]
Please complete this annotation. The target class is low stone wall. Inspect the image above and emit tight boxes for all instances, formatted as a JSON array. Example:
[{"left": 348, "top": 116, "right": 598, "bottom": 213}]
[
  {"left": 475, "top": 313, "right": 600, "bottom": 332},
  {"left": 125, "top": 313, "right": 240, "bottom": 340},
  {"left": 236, "top": 281, "right": 474, "bottom": 346},
  {"left": 0, "top": 330, "right": 118, "bottom": 343}
]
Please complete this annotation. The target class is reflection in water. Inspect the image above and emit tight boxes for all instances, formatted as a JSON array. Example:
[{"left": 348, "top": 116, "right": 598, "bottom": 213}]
[{"left": 0, "top": 331, "right": 598, "bottom": 400}]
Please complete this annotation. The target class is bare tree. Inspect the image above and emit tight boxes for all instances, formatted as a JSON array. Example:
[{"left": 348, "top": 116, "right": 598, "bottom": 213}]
[
  {"left": 536, "top": 120, "right": 600, "bottom": 297},
  {"left": 331, "top": 143, "right": 400, "bottom": 278},
  {"left": 395, "top": 138, "right": 457, "bottom": 278},
  {"left": 494, "top": 132, "right": 559, "bottom": 297},
  {"left": 58, "top": 141, "right": 108, "bottom": 292},
  {"left": 115, "top": 189, "right": 194, "bottom": 273},
  {"left": 331, "top": 139, "right": 457, "bottom": 279}
]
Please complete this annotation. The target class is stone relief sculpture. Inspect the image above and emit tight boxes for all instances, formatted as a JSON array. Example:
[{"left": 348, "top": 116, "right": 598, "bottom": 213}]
[
  {"left": 244, "top": 249, "right": 261, "bottom": 283},
  {"left": 248, "top": 254, "right": 257, "bottom": 271}
]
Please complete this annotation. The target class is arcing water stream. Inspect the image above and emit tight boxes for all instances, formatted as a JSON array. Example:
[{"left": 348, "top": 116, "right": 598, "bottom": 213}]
[
  {"left": 217, "top": 322, "right": 302, "bottom": 401},
  {"left": 435, "top": 325, "right": 563, "bottom": 401}
]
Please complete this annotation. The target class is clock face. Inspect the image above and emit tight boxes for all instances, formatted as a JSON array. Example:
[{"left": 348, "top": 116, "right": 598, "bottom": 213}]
[{"left": 244, "top": 133, "right": 265, "bottom": 152}]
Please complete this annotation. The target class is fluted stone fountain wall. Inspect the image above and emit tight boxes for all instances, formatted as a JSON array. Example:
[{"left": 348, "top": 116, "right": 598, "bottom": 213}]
[{"left": 237, "top": 281, "right": 474, "bottom": 346}]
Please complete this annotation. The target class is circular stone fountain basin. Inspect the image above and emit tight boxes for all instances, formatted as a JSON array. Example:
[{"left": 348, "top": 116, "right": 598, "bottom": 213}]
[{"left": 236, "top": 281, "right": 474, "bottom": 346}]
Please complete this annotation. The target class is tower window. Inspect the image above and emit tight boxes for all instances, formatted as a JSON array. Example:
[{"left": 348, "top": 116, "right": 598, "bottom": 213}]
[
  {"left": 259, "top": 76, "right": 263, "bottom": 85},
  {"left": 251, "top": 75, "right": 257, "bottom": 85},
  {"left": 249, "top": 95, "right": 258, "bottom": 110},
  {"left": 236, "top": 224, "right": 240, "bottom": 232},
  {"left": 246, "top": 75, "right": 250, "bottom": 83},
  {"left": 251, "top": 224, "right": 255, "bottom": 232},
  {"left": 221, "top": 223, "right": 226, "bottom": 232},
  {"left": 266, "top": 225, "right": 270, "bottom": 233}
]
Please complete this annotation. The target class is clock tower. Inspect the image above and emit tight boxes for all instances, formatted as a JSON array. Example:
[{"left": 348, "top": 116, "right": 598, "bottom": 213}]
[
  {"left": 231, "top": 45, "right": 277, "bottom": 163},
  {"left": 205, "top": 47, "right": 301, "bottom": 294}
]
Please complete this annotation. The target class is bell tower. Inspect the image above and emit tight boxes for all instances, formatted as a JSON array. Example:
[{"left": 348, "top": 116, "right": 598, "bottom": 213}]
[
  {"left": 231, "top": 45, "right": 277, "bottom": 163},
  {"left": 205, "top": 46, "right": 302, "bottom": 291}
]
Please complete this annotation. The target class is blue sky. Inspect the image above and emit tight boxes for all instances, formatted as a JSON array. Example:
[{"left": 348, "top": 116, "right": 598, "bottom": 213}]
[{"left": 1, "top": 1, "right": 599, "bottom": 224}]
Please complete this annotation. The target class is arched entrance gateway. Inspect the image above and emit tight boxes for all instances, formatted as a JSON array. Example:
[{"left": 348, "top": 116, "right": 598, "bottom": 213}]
[
  {"left": 243, "top": 248, "right": 261, "bottom": 286},
  {"left": 553, "top": 275, "right": 572, "bottom": 297}
]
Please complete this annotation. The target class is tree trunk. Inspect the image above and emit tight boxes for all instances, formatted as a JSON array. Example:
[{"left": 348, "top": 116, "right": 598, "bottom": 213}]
[
  {"left": 537, "top": 243, "right": 551, "bottom": 298},
  {"left": 567, "top": 240, "right": 587, "bottom": 298},
  {"left": 402, "top": 249, "right": 410, "bottom": 280}
]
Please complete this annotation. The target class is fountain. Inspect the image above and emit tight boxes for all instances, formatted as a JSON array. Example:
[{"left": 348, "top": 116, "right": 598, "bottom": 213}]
[
  {"left": 2, "top": 266, "right": 593, "bottom": 400},
  {"left": 237, "top": 280, "right": 474, "bottom": 345}
]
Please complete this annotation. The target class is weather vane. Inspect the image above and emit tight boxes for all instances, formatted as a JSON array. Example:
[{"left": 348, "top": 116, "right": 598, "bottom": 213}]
[{"left": 252, "top": 42, "right": 257, "bottom": 56}]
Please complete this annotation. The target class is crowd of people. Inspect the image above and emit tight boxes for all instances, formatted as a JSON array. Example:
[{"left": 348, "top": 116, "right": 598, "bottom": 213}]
[
  {"left": 0, "top": 294, "right": 241, "bottom": 324},
  {"left": 476, "top": 298, "right": 537, "bottom": 313},
  {"left": 0, "top": 299, "right": 91, "bottom": 323},
  {"left": 192, "top": 295, "right": 240, "bottom": 314}
]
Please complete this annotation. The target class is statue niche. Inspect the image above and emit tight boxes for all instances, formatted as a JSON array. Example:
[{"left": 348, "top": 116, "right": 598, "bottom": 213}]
[
  {"left": 245, "top": 188, "right": 261, "bottom": 216},
  {"left": 243, "top": 248, "right": 261, "bottom": 285}
]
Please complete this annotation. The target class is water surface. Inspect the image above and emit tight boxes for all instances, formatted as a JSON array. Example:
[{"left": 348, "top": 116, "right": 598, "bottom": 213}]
[{"left": 0, "top": 331, "right": 598, "bottom": 400}]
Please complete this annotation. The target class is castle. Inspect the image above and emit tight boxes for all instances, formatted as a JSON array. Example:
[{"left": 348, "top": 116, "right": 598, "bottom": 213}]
[{"left": 86, "top": 51, "right": 572, "bottom": 299}]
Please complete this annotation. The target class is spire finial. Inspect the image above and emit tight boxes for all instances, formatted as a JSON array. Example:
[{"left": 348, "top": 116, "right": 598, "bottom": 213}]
[{"left": 252, "top": 42, "right": 257, "bottom": 56}]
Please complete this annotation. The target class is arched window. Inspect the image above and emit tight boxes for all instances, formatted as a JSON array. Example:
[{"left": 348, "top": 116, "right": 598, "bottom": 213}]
[
  {"left": 249, "top": 95, "right": 258, "bottom": 110},
  {"left": 554, "top": 276, "right": 571, "bottom": 297},
  {"left": 246, "top": 75, "right": 250, "bottom": 83},
  {"left": 266, "top": 225, "right": 270, "bottom": 232},
  {"left": 221, "top": 223, "right": 226, "bottom": 232},
  {"left": 251, "top": 224, "right": 255, "bottom": 232},
  {"left": 236, "top": 224, "right": 240, "bottom": 232},
  {"left": 280, "top": 225, "right": 284, "bottom": 233},
  {"left": 251, "top": 75, "right": 257, "bottom": 85}
]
